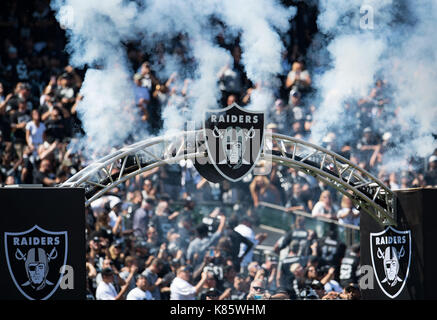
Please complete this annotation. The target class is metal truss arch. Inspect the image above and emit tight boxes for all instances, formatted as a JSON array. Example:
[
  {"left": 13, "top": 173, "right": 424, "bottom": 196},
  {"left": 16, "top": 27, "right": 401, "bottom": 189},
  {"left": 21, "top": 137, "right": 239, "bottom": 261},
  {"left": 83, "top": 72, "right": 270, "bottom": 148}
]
[{"left": 60, "top": 130, "right": 396, "bottom": 226}]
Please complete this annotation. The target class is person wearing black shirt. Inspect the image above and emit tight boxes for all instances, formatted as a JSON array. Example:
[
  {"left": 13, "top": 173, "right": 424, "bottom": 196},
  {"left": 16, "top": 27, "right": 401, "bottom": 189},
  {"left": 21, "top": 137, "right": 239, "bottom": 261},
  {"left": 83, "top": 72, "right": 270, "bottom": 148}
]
[
  {"left": 44, "top": 107, "right": 65, "bottom": 142},
  {"left": 276, "top": 240, "right": 304, "bottom": 291},
  {"left": 425, "top": 156, "right": 437, "bottom": 186},
  {"left": 10, "top": 99, "right": 30, "bottom": 157},
  {"left": 228, "top": 274, "right": 247, "bottom": 300},
  {"left": 317, "top": 230, "right": 346, "bottom": 276},
  {"left": 20, "top": 145, "right": 34, "bottom": 184},
  {"left": 274, "top": 216, "right": 309, "bottom": 257},
  {"left": 339, "top": 244, "right": 360, "bottom": 288},
  {"left": 223, "top": 218, "right": 254, "bottom": 271},
  {"left": 286, "top": 183, "right": 309, "bottom": 212},
  {"left": 33, "top": 158, "right": 58, "bottom": 186}
]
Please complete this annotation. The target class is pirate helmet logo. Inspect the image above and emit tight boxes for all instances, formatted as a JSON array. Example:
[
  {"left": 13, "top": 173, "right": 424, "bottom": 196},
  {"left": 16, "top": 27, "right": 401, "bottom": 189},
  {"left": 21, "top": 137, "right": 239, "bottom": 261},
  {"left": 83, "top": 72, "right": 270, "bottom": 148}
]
[
  {"left": 202, "top": 103, "right": 264, "bottom": 182},
  {"left": 4, "top": 225, "right": 68, "bottom": 300},
  {"left": 370, "top": 226, "right": 411, "bottom": 299}
]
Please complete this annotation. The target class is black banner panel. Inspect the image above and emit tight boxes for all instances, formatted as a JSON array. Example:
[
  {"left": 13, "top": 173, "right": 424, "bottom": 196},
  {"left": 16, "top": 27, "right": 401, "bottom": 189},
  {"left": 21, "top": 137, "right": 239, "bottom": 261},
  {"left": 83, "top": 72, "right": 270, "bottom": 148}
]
[
  {"left": 0, "top": 188, "right": 85, "bottom": 300},
  {"left": 361, "top": 188, "right": 437, "bottom": 300}
]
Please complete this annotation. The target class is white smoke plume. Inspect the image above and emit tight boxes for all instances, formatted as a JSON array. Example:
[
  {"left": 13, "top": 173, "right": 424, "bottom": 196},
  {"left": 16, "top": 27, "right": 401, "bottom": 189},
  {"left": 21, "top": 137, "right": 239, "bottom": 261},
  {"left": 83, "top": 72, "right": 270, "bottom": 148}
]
[
  {"left": 51, "top": 0, "right": 295, "bottom": 156},
  {"left": 309, "top": 0, "right": 437, "bottom": 173}
]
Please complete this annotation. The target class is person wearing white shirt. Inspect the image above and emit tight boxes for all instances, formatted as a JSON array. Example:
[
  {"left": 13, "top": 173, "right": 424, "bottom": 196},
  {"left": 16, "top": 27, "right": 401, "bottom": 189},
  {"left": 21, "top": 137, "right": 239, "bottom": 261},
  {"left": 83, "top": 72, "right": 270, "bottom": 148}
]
[
  {"left": 96, "top": 266, "right": 137, "bottom": 300},
  {"left": 126, "top": 275, "right": 154, "bottom": 300},
  {"left": 311, "top": 190, "right": 338, "bottom": 220},
  {"left": 337, "top": 196, "right": 360, "bottom": 226},
  {"left": 170, "top": 266, "right": 207, "bottom": 300},
  {"left": 108, "top": 198, "right": 123, "bottom": 235},
  {"left": 25, "top": 109, "right": 46, "bottom": 153}
]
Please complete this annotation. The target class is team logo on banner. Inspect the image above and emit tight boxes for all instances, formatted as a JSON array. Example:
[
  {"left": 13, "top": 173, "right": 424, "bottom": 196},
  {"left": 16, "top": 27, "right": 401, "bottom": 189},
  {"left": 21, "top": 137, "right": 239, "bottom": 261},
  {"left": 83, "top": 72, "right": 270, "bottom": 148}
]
[
  {"left": 203, "top": 103, "right": 264, "bottom": 182},
  {"left": 4, "top": 225, "right": 68, "bottom": 300},
  {"left": 370, "top": 226, "right": 411, "bottom": 299}
]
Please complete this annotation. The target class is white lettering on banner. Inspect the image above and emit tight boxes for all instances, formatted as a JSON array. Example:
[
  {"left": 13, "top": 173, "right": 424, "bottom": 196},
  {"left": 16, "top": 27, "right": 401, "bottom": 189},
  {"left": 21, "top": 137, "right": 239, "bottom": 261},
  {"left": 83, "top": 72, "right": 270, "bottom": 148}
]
[
  {"left": 12, "top": 237, "right": 60, "bottom": 246},
  {"left": 375, "top": 236, "right": 406, "bottom": 246},
  {"left": 210, "top": 114, "right": 258, "bottom": 124}
]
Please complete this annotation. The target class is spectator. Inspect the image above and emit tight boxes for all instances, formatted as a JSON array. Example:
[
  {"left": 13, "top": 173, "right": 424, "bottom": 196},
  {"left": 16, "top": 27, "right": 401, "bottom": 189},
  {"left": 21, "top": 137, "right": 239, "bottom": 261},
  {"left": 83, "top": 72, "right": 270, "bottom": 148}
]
[
  {"left": 312, "top": 190, "right": 338, "bottom": 220},
  {"left": 43, "top": 107, "right": 65, "bottom": 143},
  {"left": 10, "top": 99, "right": 31, "bottom": 157},
  {"left": 337, "top": 196, "right": 360, "bottom": 226},
  {"left": 25, "top": 109, "right": 46, "bottom": 154},
  {"left": 339, "top": 244, "right": 361, "bottom": 288},
  {"left": 187, "top": 213, "right": 226, "bottom": 270},
  {"left": 276, "top": 240, "right": 304, "bottom": 291},
  {"left": 425, "top": 155, "right": 437, "bottom": 186},
  {"left": 356, "top": 127, "right": 380, "bottom": 165},
  {"left": 197, "top": 271, "right": 219, "bottom": 300},
  {"left": 95, "top": 266, "right": 137, "bottom": 300},
  {"left": 108, "top": 197, "right": 123, "bottom": 234},
  {"left": 268, "top": 99, "right": 293, "bottom": 136},
  {"left": 141, "top": 257, "right": 164, "bottom": 300},
  {"left": 286, "top": 183, "right": 309, "bottom": 212},
  {"left": 249, "top": 175, "right": 281, "bottom": 207},
  {"left": 33, "top": 158, "right": 58, "bottom": 186},
  {"left": 169, "top": 267, "right": 207, "bottom": 300},
  {"left": 247, "top": 278, "right": 270, "bottom": 300},
  {"left": 289, "top": 89, "right": 306, "bottom": 122},
  {"left": 126, "top": 274, "right": 154, "bottom": 300},
  {"left": 133, "top": 73, "right": 150, "bottom": 106},
  {"left": 133, "top": 198, "right": 155, "bottom": 238},
  {"left": 285, "top": 61, "right": 311, "bottom": 93},
  {"left": 274, "top": 216, "right": 310, "bottom": 257},
  {"left": 142, "top": 178, "right": 157, "bottom": 200},
  {"left": 234, "top": 216, "right": 267, "bottom": 270}
]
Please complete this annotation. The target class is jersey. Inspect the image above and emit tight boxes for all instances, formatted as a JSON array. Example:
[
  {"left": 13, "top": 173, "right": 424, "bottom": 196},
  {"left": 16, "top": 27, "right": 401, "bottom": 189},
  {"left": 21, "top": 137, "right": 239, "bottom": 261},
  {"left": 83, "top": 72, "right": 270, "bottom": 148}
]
[
  {"left": 278, "top": 255, "right": 303, "bottom": 290},
  {"left": 339, "top": 250, "right": 360, "bottom": 288}
]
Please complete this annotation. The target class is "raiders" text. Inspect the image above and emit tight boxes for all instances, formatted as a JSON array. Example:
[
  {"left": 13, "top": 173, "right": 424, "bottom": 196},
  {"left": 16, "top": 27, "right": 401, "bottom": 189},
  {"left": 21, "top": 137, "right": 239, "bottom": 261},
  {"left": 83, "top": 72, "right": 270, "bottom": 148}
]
[
  {"left": 13, "top": 237, "right": 61, "bottom": 246},
  {"left": 375, "top": 235, "right": 406, "bottom": 246}
]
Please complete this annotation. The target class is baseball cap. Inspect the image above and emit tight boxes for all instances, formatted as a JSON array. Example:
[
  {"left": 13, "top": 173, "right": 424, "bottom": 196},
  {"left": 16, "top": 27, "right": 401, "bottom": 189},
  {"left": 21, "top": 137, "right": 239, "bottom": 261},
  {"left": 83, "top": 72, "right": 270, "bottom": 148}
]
[
  {"left": 310, "top": 280, "right": 324, "bottom": 290},
  {"left": 109, "top": 198, "right": 122, "bottom": 209},
  {"left": 178, "top": 265, "right": 193, "bottom": 273},
  {"left": 101, "top": 268, "right": 114, "bottom": 277},
  {"left": 363, "top": 127, "right": 372, "bottom": 133},
  {"left": 429, "top": 155, "right": 437, "bottom": 163}
]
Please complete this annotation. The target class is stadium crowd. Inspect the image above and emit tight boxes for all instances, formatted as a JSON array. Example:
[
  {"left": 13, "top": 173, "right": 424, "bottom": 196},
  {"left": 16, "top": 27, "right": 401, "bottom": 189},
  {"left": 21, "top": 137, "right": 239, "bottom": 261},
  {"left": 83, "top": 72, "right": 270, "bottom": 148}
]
[{"left": 0, "top": 0, "right": 436, "bottom": 301}]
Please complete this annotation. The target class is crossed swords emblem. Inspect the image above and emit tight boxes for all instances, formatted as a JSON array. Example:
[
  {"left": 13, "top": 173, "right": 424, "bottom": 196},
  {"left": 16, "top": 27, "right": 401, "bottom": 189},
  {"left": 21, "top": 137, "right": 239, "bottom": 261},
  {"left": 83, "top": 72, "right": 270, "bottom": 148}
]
[{"left": 211, "top": 126, "right": 256, "bottom": 140}]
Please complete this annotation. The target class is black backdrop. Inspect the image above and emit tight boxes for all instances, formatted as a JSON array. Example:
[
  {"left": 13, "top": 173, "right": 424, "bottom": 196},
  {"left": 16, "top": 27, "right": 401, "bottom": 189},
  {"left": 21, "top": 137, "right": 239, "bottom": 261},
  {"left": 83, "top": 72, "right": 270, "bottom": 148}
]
[
  {"left": 0, "top": 188, "right": 85, "bottom": 300},
  {"left": 361, "top": 188, "right": 437, "bottom": 300}
]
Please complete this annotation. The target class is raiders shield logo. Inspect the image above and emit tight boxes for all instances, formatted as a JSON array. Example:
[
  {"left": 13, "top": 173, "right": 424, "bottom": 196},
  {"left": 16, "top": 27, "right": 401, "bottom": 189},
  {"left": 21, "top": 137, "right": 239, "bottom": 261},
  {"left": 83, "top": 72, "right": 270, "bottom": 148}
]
[
  {"left": 204, "top": 103, "right": 264, "bottom": 182},
  {"left": 370, "top": 226, "right": 411, "bottom": 299},
  {"left": 4, "top": 225, "right": 68, "bottom": 300}
]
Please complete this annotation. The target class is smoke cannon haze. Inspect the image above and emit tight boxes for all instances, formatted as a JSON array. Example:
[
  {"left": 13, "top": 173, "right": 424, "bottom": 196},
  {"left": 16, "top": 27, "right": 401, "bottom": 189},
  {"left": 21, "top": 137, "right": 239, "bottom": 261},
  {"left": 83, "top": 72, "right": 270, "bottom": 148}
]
[
  {"left": 51, "top": 0, "right": 295, "bottom": 157},
  {"left": 310, "top": 0, "right": 437, "bottom": 174}
]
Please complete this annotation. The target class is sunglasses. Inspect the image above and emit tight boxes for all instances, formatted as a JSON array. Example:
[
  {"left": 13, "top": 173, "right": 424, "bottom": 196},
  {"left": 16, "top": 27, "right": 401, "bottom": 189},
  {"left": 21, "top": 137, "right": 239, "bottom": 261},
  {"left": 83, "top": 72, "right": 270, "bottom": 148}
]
[{"left": 253, "top": 286, "right": 265, "bottom": 292}]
